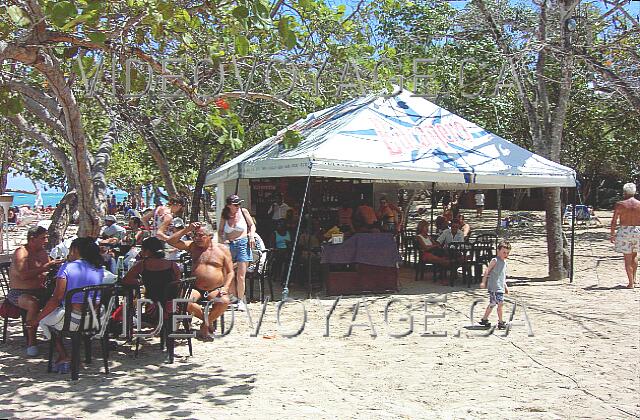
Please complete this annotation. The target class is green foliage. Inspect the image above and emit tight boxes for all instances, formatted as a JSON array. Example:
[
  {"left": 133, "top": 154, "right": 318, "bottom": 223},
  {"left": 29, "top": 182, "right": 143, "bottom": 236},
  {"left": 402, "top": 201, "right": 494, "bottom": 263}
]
[
  {"left": 282, "top": 130, "right": 303, "bottom": 149},
  {"left": 6, "top": 5, "right": 31, "bottom": 27},
  {"left": 0, "top": 88, "right": 24, "bottom": 116}
]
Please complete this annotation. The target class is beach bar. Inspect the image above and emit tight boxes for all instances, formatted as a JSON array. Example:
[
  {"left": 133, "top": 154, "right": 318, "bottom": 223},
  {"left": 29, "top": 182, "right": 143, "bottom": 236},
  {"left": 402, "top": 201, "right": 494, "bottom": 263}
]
[{"left": 205, "top": 89, "right": 578, "bottom": 298}]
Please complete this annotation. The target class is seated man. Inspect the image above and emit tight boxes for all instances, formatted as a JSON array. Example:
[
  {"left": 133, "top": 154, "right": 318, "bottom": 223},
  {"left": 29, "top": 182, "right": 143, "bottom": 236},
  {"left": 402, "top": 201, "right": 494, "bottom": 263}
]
[
  {"left": 166, "top": 222, "right": 232, "bottom": 338},
  {"left": 99, "top": 215, "right": 126, "bottom": 246},
  {"left": 8, "top": 226, "right": 61, "bottom": 356},
  {"left": 437, "top": 220, "right": 465, "bottom": 247}
]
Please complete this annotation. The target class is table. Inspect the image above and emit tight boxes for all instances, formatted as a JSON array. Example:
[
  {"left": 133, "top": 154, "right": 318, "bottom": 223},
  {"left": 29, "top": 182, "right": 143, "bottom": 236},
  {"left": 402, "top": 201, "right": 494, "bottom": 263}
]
[{"left": 321, "top": 233, "right": 401, "bottom": 295}]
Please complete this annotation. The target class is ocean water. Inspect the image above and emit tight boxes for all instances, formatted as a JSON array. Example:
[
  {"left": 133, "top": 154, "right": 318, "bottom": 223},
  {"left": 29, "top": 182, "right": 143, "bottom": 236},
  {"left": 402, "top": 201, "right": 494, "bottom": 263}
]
[{"left": 7, "top": 192, "right": 129, "bottom": 208}]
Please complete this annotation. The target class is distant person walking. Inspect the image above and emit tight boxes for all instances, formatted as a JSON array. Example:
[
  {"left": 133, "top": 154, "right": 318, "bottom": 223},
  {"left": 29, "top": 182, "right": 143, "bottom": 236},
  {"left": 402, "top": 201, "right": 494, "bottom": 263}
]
[
  {"left": 610, "top": 183, "right": 640, "bottom": 288},
  {"left": 474, "top": 190, "right": 485, "bottom": 218}
]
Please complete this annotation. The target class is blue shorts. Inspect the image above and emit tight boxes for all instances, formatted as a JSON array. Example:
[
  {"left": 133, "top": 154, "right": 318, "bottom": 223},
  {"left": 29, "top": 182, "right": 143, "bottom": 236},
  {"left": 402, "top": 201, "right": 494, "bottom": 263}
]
[
  {"left": 488, "top": 291, "right": 504, "bottom": 307},
  {"left": 228, "top": 237, "right": 253, "bottom": 263}
]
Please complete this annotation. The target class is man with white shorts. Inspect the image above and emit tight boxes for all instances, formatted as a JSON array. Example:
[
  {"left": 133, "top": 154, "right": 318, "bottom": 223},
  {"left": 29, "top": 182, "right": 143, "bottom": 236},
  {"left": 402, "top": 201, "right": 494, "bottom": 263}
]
[{"left": 610, "top": 182, "right": 640, "bottom": 288}]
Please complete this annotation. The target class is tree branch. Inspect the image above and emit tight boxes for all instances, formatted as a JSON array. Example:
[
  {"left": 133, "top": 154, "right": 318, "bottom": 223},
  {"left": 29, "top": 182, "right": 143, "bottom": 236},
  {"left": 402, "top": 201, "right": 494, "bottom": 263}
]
[{"left": 43, "top": 32, "right": 295, "bottom": 108}]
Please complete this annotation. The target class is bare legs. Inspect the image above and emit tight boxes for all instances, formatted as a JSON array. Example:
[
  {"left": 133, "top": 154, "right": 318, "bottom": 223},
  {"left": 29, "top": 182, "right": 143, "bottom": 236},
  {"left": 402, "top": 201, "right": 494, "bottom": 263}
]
[
  {"left": 623, "top": 252, "right": 638, "bottom": 288},
  {"left": 231, "top": 262, "right": 248, "bottom": 301},
  {"left": 188, "top": 290, "right": 230, "bottom": 336},
  {"left": 17, "top": 294, "right": 40, "bottom": 347},
  {"left": 483, "top": 302, "right": 503, "bottom": 323}
]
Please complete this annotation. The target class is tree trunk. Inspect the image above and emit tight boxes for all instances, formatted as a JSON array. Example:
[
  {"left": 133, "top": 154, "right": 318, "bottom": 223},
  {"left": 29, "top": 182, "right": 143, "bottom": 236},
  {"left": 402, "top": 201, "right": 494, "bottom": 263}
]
[
  {"left": 190, "top": 151, "right": 209, "bottom": 223},
  {"left": 47, "top": 191, "right": 78, "bottom": 249},
  {"left": 0, "top": 149, "right": 10, "bottom": 194},
  {"left": 543, "top": 187, "right": 567, "bottom": 279},
  {"left": 145, "top": 185, "right": 152, "bottom": 208}
]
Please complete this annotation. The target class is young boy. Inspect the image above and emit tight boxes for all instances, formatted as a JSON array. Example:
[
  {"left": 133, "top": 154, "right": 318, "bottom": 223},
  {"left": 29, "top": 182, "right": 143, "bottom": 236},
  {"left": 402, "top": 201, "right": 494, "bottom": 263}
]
[{"left": 479, "top": 241, "right": 511, "bottom": 329}]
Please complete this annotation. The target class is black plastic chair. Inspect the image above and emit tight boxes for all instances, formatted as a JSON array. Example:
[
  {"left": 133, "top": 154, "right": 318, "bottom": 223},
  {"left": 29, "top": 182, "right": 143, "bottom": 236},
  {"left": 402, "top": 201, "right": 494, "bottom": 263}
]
[
  {"left": 47, "top": 284, "right": 116, "bottom": 380},
  {"left": 449, "top": 242, "right": 474, "bottom": 287},
  {"left": 247, "top": 249, "right": 266, "bottom": 302},
  {"left": 475, "top": 233, "right": 498, "bottom": 249},
  {"left": 163, "top": 278, "right": 196, "bottom": 364},
  {"left": 471, "top": 242, "right": 495, "bottom": 283},
  {"left": 413, "top": 238, "right": 448, "bottom": 282},
  {"left": 258, "top": 249, "right": 276, "bottom": 302},
  {"left": 0, "top": 262, "right": 28, "bottom": 344},
  {"left": 179, "top": 253, "right": 193, "bottom": 277}
]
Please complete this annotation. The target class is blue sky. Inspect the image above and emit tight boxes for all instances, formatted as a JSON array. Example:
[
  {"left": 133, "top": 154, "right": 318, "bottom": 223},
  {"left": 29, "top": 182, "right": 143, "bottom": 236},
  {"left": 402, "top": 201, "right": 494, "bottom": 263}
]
[{"left": 6, "top": 173, "right": 46, "bottom": 192}]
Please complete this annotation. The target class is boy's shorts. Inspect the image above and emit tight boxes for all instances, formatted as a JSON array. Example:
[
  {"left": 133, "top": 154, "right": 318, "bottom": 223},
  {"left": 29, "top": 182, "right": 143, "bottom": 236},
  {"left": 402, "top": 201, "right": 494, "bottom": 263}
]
[{"left": 488, "top": 291, "right": 504, "bottom": 307}]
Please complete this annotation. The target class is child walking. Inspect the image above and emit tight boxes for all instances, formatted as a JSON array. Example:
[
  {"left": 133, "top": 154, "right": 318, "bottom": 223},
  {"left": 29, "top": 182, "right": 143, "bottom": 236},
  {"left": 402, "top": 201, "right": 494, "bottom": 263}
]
[{"left": 479, "top": 241, "right": 511, "bottom": 329}]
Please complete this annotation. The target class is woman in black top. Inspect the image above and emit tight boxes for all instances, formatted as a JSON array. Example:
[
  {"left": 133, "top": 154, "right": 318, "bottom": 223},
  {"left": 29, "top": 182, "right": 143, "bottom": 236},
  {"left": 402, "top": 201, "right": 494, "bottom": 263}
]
[{"left": 123, "top": 237, "right": 181, "bottom": 303}]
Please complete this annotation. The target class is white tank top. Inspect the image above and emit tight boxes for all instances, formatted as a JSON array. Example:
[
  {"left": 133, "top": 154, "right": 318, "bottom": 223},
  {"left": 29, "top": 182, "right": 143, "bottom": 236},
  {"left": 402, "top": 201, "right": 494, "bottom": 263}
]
[{"left": 224, "top": 211, "right": 247, "bottom": 235}]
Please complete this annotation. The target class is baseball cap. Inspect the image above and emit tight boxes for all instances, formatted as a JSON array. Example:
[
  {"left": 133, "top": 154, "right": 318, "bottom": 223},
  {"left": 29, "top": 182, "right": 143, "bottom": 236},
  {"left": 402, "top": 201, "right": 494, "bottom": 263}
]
[
  {"left": 226, "top": 194, "right": 244, "bottom": 205},
  {"left": 104, "top": 215, "right": 117, "bottom": 222}
]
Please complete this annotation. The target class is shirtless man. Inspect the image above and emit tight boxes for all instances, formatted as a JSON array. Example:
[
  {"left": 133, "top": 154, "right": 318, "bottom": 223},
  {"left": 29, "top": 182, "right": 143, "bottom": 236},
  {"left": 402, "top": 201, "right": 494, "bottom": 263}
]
[
  {"left": 8, "top": 226, "right": 61, "bottom": 355},
  {"left": 166, "top": 222, "right": 232, "bottom": 337},
  {"left": 610, "top": 182, "right": 640, "bottom": 288}
]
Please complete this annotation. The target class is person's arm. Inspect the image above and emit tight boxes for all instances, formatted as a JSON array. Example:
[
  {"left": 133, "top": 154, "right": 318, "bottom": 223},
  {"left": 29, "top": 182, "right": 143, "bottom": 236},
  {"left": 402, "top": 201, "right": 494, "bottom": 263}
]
[
  {"left": 29, "top": 276, "right": 67, "bottom": 327},
  {"left": 480, "top": 259, "right": 497, "bottom": 288},
  {"left": 436, "top": 231, "right": 446, "bottom": 245},
  {"left": 221, "top": 246, "right": 234, "bottom": 292},
  {"left": 504, "top": 280, "right": 509, "bottom": 294},
  {"left": 140, "top": 211, "right": 153, "bottom": 229},
  {"left": 156, "top": 213, "right": 174, "bottom": 241},
  {"left": 13, "top": 247, "right": 55, "bottom": 280},
  {"left": 243, "top": 208, "right": 256, "bottom": 248},
  {"left": 134, "top": 229, "right": 146, "bottom": 244},
  {"left": 610, "top": 203, "right": 619, "bottom": 243},
  {"left": 122, "top": 260, "right": 143, "bottom": 285},
  {"left": 417, "top": 235, "right": 437, "bottom": 252},
  {"left": 217, "top": 217, "right": 225, "bottom": 243},
  {"left": 166, "top": 222, "right": 197, "bottom": 250}
]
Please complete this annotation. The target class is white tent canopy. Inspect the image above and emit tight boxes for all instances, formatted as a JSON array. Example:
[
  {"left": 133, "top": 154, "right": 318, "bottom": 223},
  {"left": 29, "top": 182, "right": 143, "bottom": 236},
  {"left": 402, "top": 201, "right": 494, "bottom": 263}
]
[{"left": 205, "top": 89, "right": 576, "bottom": 189}]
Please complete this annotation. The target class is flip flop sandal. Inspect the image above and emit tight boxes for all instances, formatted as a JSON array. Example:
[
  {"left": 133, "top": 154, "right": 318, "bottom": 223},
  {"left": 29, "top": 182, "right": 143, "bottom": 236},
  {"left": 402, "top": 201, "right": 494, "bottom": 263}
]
[{"left": 53, "top": 361, "right": 71, "bottom": 374}]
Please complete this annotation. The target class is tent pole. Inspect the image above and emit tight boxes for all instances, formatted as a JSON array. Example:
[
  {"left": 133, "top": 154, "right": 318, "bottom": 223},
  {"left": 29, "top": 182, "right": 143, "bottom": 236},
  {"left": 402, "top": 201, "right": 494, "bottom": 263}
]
[
  {"left": 496, "top": 188, "right": 502, "bottom": 234},
  {"left": 306, "top": 222, "right": 312, "bottom": 299},
  {"left": 570, "top": 185, "right": 577, "bottom": 283},
  {"left": 430, "top": 183, "right": 435, "bottom": 236},
  {"left": 282, "top": 161, "right": 313, "bottom": 301}
]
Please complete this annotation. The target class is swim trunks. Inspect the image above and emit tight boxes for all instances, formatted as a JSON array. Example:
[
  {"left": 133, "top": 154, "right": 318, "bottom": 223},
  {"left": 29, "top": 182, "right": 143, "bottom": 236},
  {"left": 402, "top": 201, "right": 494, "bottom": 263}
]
[
  {"left": 6, "top": 288, "right": 49, "bottom": 306},
  {"left": 615, "top": 226, "right": 640, "bottom": 254}
]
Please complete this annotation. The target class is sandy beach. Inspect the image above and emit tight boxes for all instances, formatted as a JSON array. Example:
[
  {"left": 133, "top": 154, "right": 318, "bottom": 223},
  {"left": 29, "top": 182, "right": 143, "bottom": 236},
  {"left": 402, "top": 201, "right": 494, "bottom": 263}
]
[{"left": 0, "top": 210, "right": 638, "bottom": 419}]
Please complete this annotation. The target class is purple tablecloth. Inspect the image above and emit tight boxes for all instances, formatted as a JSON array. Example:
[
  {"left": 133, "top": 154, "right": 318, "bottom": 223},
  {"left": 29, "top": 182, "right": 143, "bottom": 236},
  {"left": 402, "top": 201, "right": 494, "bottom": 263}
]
[{"left": 320, "top": 233, "right": 401, "bottom": 268}]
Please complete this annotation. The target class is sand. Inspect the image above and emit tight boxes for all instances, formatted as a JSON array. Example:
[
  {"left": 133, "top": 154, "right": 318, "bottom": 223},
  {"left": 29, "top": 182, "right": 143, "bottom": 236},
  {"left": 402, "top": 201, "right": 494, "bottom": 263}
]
[{"left": 0, "top": 210, "right": 638, "bottom": 419}]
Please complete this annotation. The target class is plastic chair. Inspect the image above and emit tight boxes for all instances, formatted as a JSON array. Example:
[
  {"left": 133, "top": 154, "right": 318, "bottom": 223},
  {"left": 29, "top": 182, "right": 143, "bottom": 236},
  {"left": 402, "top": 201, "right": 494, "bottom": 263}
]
[
  {"left": 413, "top": 238, "right": 449, "bottom": 282},
  {"left": 47, "top": 284, "right": 116, "bottom": 380},
  {"left": 0, "top": 262, "right": 28, "bottom": 344},
  {"left": 163, "top": 278, "right": 195, "bottom": 364},
  {"left": 258, "top": 250, "right": 276, "bottom": 302},
  {"left": 449, "top": 242, "right": 474, "bottom": 287},
  {"left": 563, "top": 205, "right": 590, "bottom": 225}
]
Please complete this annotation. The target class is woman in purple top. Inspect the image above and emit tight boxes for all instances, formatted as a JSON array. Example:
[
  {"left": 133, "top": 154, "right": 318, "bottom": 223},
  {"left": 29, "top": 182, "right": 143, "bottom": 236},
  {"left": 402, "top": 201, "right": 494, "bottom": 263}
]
[{"left": 30, "top": 238, "right": 104, "bottom": 373}]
